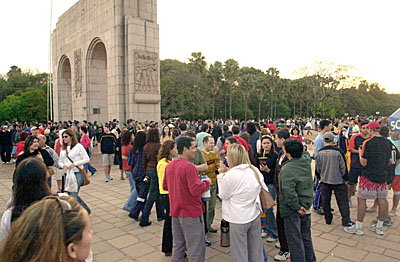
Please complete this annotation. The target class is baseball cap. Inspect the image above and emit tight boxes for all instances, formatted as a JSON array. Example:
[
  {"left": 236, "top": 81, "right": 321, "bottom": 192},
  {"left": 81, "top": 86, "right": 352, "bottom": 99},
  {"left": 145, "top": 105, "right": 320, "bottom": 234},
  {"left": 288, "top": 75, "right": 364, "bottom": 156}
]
[
  {"left": 31, "top": 126, "right": 38, "bottom": 131},
  {"left": 366, "top": 121, "right": 380, "bottom": 130},
  {"left": 323, "top": 132, "right": 335, "bottom": 142}
]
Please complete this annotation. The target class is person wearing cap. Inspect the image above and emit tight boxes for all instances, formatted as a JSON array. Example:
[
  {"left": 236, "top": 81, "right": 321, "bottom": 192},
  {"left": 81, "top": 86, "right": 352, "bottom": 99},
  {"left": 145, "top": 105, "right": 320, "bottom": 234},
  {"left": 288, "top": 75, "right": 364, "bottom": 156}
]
[
  {"left": 346, "top": 121, "right": 370, "bottom": 207},
  {"left": 344, "top": 121, "right": 392, "bottom": 236},
  {"left": 315, "top": 132, "right": 353, "bottom": 226},
  {"left": 30, "top": 126, "right": 39, "bottom": 137}
]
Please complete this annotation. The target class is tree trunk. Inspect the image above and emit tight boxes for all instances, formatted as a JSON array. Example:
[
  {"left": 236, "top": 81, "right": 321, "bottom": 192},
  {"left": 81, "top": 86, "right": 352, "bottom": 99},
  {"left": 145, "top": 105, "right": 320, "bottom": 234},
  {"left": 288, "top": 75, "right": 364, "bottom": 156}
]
[
  {"left": 258, "top": 101, "right": 262, "bottom": 121},
  {"left": 229, "top": 85, "right": 233, "bottom": 119},
  {"left": 212, "top": 94, "right": 215, "bottom": 119},
  {"left": 270, "top": 91, "right": 274, "bottom": 119}
]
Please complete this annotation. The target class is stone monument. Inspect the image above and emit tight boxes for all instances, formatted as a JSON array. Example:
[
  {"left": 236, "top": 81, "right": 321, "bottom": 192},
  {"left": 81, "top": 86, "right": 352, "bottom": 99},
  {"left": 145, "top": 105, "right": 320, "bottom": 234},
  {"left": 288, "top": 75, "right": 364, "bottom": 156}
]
[{"left": 52, "top": 0, "right": 160, "bottom": 123}]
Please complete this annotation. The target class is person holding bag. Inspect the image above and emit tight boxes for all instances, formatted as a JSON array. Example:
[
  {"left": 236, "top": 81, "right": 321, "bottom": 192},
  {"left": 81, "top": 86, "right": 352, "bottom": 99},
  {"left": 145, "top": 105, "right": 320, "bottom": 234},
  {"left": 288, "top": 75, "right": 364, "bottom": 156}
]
[
  {"left": 59, "top": 129, "right": 91, "bottom": 214},
  {"left": 217, "top": 143, "right": 270, "bottom": 262}
]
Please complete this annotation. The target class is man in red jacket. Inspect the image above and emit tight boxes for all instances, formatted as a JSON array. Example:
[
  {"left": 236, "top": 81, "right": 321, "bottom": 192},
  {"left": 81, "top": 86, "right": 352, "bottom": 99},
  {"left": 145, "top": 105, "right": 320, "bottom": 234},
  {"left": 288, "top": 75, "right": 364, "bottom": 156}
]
[{"left": 163, "top": 136, "right": 211, "bottom": 262}]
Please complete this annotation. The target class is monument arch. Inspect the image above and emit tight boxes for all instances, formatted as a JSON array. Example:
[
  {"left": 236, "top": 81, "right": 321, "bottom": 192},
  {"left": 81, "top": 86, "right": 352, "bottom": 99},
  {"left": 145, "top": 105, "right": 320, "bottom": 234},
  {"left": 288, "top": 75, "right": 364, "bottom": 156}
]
[
  {"left": 86, "top": 38, "right": 109, "bottom": 123},
  {"left": 57, "top": 55, "right": 73, "bottom": 121},
  {"left": 52, "top": 0, "right": 161, "bottom": 123}
]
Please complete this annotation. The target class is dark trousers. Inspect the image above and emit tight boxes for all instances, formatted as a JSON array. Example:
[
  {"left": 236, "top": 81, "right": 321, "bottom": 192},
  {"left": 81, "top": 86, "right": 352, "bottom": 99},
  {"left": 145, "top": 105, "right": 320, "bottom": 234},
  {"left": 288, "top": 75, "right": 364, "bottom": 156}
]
[
  {"left": 320, "top": 182, "right": 351, "bottom": 224},
  {"left": 130, "top": 180, "right": 150, "bottom": 219},
  {"left": 0, "top": 145, "right": 12, "bottom": 163},
  {"left": 202, "top": 200, "right": 208, "bottom": 234},
  {"left": 140, "top": 170, "right": 165, "bottom": 223},
  {"left": 284, "top": 213, "right": 316, "bottom": 262},
  {"left": 160, "top": 194, "right": 173, "bottom": 253},
  {"left": 276, "top": 195, "right": 289, "bottom": 253}
]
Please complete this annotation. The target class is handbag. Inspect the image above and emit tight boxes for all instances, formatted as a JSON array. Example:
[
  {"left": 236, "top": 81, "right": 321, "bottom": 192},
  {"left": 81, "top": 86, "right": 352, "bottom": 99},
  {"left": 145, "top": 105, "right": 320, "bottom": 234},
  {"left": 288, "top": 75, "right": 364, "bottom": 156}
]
[
  {"left": 66, "top": 148, "right": 90, "bottom": 186},
  {"left": 252, "top": 167, "right": 275, "bottom": 209}
]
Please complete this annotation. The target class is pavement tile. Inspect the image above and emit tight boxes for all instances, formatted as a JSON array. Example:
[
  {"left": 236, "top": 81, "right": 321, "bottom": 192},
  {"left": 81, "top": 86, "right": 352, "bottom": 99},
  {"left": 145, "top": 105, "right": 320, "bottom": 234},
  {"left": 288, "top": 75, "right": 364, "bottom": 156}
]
[
  {"left": 108, "top": 234, "right": 139, "bottom": 249},
  {"left": 330, "top": 245, "right": 368, "bottom": 262},
  {"left": 93, "top": 249, "right": 126, "bottom": 262},
  {"left": 121, "top": 242, "right": 155, "bottom": 258},
  {"left": 96, "top": 228, "right": 126, "bottom": 240},
  {"left": 362, "top": 253, "right": 399, "bottom": 262},
  {"left": 313, "top": 236, "right": 337, "bottom": 253}
]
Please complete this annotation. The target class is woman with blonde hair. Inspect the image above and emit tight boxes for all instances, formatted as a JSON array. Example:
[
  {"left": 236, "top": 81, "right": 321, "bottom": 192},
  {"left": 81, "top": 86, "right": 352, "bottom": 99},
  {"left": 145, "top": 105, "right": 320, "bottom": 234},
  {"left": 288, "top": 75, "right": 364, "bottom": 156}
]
[
  {"left": 1, "top": 196, "right": 92, "bottom": 262},
  {"left": 218, "top": 143, "right": 269, "bottom": 262}
]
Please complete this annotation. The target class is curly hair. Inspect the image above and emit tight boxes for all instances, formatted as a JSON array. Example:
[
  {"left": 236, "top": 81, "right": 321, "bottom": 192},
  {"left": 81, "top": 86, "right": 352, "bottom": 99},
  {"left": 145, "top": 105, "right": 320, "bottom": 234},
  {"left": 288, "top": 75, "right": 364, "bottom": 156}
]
[{"left": 157, "top": 140, "right": 176, "bottom": 161}]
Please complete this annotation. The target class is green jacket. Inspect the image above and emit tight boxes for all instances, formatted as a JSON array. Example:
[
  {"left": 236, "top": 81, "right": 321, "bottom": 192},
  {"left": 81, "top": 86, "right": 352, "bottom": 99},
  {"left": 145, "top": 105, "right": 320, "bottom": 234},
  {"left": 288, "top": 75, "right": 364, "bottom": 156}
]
[{"left": 278, "top": 151, "right": 314, "bottom": 218}]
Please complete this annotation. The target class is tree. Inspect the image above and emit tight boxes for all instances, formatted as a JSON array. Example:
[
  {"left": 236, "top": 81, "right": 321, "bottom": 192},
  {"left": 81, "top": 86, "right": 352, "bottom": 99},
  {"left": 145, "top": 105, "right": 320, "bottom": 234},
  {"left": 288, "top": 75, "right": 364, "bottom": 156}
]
[
  {"left": 188, "top": 52, "right": 207, "bottom": 79},
  {"left": 223, "top": 59, "right": 240, "bottom": 119},
  {"left": 265, "top": 68, "right": 280, "bottom": 118},
  {"left": 206, "top": 61, "right": 223, "bottom": 119}
]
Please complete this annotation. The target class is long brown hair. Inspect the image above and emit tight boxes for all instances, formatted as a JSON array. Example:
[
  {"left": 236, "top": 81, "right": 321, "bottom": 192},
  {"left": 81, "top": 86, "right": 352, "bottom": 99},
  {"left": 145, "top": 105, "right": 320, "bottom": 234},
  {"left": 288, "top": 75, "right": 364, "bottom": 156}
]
[
  {"left": 258, "top": 135, "right": 276, "bottom": 156},
  {"left": 157, "top": 140, "right": 176, "bottom": 161},
  {"left": 61, "top": 129, "right": 78, "bottom": 150},
  {"left": 1, "top": 196, "right": 86, "bottom": 262}
]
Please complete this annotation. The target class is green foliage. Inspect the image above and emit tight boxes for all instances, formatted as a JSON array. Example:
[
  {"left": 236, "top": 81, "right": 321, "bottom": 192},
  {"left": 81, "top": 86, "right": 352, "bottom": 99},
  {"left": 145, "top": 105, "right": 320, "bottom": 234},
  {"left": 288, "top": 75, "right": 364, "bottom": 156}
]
[
  {"left": 0, "top": 66, "right": 48, "bottom": 122},
  {"left": 160, "top": 55, "right": 400, "bottom": 120}
]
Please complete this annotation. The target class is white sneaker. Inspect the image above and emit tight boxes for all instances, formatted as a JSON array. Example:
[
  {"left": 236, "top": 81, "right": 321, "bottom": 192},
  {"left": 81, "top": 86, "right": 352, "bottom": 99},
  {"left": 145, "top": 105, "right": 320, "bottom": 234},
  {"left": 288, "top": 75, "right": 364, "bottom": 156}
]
[
  {"left": 274, "top": 251, "right": 290, "bottom": 261},
  {"left": 267, "top": 236, "right": 278, "bottom": 242},
  {"left": 275, "top": 242, "right": 281, "bottom": 249},
  {"left": 261, "top": 231, "right": 268, "bottom": 238},
  {"left": 368, "top": 224, "right": 384, "bottom": 235},
  {"left": 344, "top": 225, "right": 364, "bottom": 236}
]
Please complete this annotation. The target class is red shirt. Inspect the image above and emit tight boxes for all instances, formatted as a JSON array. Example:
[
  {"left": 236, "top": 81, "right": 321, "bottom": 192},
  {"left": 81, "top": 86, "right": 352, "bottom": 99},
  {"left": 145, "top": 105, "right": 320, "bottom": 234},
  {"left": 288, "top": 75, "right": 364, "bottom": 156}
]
[
  {"left": 291, "top": 135, "right": 303, "bottom": 142},
  {"left": 122, "top": 145, "right": 132, "bottom": 171},
  {"left": 163, "top": 158, "right": 210, "bottom": 217},
  {"left": 16, "top": 141, "right": 25, "bottom": 156},
  {"left": 222, "top": 135, "right": 249, "bottom": 152}
]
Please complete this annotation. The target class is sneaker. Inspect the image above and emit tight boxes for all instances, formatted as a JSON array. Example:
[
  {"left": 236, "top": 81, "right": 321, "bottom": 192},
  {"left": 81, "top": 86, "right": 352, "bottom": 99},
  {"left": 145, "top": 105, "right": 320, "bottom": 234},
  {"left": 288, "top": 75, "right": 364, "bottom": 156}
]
[
  {"left": 208, "top": 226, "right": 218, "bottom": 233},
  {"left": 267, "top": 236, "right": 278, "bottom": 242},
  {"left": 275, "top": 242, "right": 281, "bottom": 249},
  {"left": 139, "top": 221, "right": 152, "bottom": 227},
  {"left": 372, "top": 217, "right": 392, "bottom": 227},
  {"left": 274, "top": 251, "right": 290, "bottom": 261},
  {"left": 105, "top": 176, "right": 109, "bottom": 182},
  {"left": 109, "top": 176, "right": 113, "bottom": 180},
  {"left": 368, "top": 224, "right": 384, "bottom": 235},
  {"left": 205, "top": 235, "right": 211, "bottom": 246},
  {"left": 261, "top": 231, "right": 268, "bottom": 238},
  {"left": 344, "top": 225, "right": 364, "bottom": 236}
]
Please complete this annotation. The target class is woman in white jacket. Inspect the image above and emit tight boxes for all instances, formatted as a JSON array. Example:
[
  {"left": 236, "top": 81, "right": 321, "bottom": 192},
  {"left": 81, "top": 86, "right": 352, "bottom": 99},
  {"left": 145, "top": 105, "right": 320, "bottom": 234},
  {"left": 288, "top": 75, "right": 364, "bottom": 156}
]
[
  {"left": 59, "top": 129, "right": 91, "bottom": 214},
  {"left": 218, "top": 143, "right": 268, "bottom": 262}
]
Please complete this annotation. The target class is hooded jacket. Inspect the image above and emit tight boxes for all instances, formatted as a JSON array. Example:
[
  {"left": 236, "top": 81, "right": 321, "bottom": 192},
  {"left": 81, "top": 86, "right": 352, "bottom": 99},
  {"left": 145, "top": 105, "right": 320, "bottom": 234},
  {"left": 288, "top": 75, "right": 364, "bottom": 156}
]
[{"left": 278, "top": 151, "right": 313, "bottom": 217}]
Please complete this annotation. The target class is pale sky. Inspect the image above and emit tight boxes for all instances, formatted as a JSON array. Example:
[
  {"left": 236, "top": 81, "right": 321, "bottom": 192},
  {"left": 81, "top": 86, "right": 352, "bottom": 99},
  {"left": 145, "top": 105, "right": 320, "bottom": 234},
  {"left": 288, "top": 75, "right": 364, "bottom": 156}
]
[{"left": 0, "top": 0, "right": 399, "bottom": 93}]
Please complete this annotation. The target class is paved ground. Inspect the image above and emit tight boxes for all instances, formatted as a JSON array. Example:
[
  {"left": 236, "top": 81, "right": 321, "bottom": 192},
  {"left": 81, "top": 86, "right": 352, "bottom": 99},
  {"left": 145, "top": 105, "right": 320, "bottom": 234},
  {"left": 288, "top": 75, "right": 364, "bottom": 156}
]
[{"left": 0, "top": 143, "right": 399, "bottom": 261}]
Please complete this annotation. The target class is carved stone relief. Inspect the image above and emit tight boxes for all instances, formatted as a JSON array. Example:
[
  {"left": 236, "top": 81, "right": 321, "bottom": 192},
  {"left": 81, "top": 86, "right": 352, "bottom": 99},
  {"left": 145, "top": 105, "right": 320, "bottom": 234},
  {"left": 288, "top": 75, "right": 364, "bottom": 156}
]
[
  {"left": 134, "top": 50, "right": 158, "bottom": 93},
  {"left": 74, "top": 49, "right": 82, "bottom": 97}
]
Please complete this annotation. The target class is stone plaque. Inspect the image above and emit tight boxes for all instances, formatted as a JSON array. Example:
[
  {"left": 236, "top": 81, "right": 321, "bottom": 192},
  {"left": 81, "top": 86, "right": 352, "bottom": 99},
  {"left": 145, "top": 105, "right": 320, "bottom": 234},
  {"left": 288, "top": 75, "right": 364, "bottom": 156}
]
[
  {"left": 134, "top": 50, "right": 158, "bottom": 93},
  {"left": 74, "top": 49, "right": 82, "bottom": 97}
]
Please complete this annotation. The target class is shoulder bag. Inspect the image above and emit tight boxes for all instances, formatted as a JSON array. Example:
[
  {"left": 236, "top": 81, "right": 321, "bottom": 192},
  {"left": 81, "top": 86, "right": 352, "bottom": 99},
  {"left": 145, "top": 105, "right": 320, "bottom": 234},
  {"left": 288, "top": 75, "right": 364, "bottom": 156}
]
[
  {"left": 252, "top": 167, "right": 275, "bottom": 209},
  {"left": 66, "top": 148, "right": 90, "bottom": 186}
]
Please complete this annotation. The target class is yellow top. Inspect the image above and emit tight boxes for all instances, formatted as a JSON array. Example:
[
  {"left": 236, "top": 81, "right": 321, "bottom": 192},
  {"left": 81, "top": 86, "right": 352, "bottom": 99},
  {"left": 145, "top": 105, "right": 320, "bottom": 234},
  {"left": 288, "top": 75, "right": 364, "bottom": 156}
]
[
  {"left": 157, "top": 157, "right": 170, "bottom": 194},
  {"left": 201, "top": 150, "right": 220, "bottom": 186}
]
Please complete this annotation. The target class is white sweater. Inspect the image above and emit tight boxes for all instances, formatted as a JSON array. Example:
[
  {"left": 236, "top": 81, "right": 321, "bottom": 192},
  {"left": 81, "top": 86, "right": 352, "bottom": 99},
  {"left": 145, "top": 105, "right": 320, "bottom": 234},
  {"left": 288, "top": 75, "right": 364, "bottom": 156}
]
[
  {"left": 59, "top": 144, "right": 89, "bottom": 172},
  {"left": 217, "top": 164, "right": 269, "bottom": 224}
]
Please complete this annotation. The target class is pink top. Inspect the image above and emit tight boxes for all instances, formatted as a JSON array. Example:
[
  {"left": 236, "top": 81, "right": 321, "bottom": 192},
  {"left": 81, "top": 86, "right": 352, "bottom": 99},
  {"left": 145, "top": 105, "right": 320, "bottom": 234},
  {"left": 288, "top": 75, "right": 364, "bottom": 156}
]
[
  {"left": 163, "top": 158, "right": 210, "bottom": 217},
  {"left": 55, "top": 139, "right": 62, "bottom": 156},
  {"left": 80, "top": 134, "right": 91, "bottom": 149}
]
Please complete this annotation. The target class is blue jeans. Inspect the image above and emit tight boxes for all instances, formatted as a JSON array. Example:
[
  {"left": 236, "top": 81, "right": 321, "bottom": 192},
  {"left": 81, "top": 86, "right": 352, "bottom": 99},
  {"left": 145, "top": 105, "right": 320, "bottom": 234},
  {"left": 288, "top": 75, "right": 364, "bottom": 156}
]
[
  {"left": 68, "top": 172, "right": 91, "bottom": 215},
  {"left": 123, "top": 171, "right": 138, "bottom": 212},
  {"left": 84, "top": 154, "right": 97, "bottom": 174},
  {"left": 262, "top": 184, "right": 278, "bottom": 239},
  {"left": 140, "top": 170, "right": 165, "bottom": 223}
]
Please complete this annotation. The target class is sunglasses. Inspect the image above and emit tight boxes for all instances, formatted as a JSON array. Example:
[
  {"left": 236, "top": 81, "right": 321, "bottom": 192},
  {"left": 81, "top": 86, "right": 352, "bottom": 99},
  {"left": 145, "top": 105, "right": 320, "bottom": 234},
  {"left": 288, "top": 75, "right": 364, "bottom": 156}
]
[
  {"left": 43, "top": 196, "right": 72, "bottom": 214},
  {"left": 62, "top": 136, "right": 69, "bottom": 138}
]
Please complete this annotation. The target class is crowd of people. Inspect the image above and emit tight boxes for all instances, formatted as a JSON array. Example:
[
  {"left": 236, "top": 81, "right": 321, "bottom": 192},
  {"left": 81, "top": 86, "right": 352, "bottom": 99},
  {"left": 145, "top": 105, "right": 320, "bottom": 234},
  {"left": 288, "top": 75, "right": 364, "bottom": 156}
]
[{"left": 0, "top": 116, "right": 398, "bottom": 262}]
